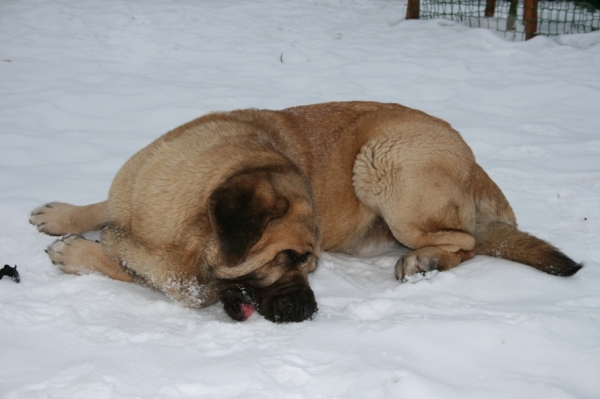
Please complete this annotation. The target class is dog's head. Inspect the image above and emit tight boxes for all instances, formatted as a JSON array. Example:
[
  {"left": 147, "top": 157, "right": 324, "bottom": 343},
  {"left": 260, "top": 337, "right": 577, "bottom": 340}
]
[{"left": 205, "top": 166, "right": 320, "bottom": 323}]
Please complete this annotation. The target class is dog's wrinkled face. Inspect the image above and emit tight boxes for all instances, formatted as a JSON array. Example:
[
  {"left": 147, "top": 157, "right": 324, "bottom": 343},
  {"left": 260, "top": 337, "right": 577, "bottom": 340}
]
[
  {"left": 219, "top": 251, "right": 318, "bottom": 323},
  {"left": 207, "top": 167, "right": 320, "bottom": 323}
]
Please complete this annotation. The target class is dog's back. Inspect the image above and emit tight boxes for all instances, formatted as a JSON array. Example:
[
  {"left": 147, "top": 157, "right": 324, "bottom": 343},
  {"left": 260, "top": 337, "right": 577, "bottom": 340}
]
[{"left": 275, "top": 101, "right": 581, "bottom": 277}]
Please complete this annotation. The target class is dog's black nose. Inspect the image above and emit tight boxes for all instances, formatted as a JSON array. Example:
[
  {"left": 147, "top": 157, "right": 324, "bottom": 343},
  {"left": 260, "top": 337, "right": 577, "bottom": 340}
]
[
  {"left": 259, "top": 286, "right": 317, "bottom": 323},
  {"left": 302, "top": 301, "right": 317, "bottom": 320}
]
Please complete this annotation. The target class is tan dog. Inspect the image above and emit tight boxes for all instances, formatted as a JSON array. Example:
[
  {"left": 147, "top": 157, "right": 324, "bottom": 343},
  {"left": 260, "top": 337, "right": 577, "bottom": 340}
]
[{"left": 30, "top": 101, "right": 582, "bottom": 322}]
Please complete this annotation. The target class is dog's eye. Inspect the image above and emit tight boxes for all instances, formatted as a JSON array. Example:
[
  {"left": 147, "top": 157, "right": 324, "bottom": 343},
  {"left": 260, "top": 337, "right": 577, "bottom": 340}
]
[{"left": 282, "top": 250, "right": 312, "bottom": 266}]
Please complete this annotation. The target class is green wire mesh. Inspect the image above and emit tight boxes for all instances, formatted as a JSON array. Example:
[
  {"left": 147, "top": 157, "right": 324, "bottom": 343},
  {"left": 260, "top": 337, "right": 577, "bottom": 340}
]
[{"left": 408, "top": 0, "right": 600, "bottom": 41}]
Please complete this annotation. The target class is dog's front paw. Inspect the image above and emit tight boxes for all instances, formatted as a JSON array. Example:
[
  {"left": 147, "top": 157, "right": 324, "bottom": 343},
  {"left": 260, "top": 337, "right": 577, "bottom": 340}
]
[
  {"left": 46, "top": 234, "right": 95, "bottom": 275},
  {"left": 30, "top": 202, "right": 77, "bottom": 236},
  {"left": 395, "top": 252, "right": 439, "bottom": 283}
]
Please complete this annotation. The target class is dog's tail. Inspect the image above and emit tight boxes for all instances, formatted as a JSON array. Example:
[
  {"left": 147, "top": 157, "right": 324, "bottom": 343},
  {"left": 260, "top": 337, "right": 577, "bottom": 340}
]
[{"left": 472, "top": 165, "right": 582, "bottom": 276}]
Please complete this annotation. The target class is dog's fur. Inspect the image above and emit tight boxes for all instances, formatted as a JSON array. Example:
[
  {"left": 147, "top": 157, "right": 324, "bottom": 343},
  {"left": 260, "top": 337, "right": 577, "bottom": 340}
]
[{"left": 30, "top": 101, "right": 582, "bottom": 322}]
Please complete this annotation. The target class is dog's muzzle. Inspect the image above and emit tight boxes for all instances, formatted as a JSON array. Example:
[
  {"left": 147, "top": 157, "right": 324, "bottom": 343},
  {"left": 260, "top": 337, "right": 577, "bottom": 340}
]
[
  {"left": 257, "top": 279, "right": 317, "bottom": 323},
  {"left": 220, "top": 275, "right": 317, "bottom": 323},
  {"left": 221, "top": 285, "right": 258, "bottom": 322}
]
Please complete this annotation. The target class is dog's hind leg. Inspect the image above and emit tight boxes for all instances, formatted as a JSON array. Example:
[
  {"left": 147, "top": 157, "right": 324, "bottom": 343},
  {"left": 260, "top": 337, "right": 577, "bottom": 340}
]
[
  {"left": 353, "top": 129, "right": 478, "bottom": 281},
  {"left": 46, "top": 234, "right": 133, "bottom": 282},
  {"left": 30, "top": 201, "right": 108, "bottom": 236}
]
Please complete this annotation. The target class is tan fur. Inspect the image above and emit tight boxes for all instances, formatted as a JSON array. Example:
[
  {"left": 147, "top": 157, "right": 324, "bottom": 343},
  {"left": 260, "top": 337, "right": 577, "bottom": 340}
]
[
  {"left": 46, "top": 233, "right": 133, "bottom": 282},
  {"left": 30, "top": 201, "right": 107, "bottom": 236},
  {"left": 30, "top": 101, "right": 581, "bottom": 322}
]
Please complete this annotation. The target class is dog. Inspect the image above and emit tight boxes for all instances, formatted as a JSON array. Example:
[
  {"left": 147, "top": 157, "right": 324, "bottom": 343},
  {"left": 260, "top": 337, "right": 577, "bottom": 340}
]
[{"left": 30, "top": 101, "right": 582, "bottom": 323}]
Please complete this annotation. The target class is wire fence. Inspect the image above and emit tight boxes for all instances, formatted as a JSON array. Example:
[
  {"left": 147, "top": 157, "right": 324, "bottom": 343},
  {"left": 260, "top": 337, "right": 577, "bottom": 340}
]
[{"left": 406, "top": 0, "right": 600, "bottom": 40}]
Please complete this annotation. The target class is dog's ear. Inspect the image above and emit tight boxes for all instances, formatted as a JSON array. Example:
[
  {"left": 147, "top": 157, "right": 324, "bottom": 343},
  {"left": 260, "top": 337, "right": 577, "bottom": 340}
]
[{"left": 209, "top": 172, "right": 289, "bottom": 266}]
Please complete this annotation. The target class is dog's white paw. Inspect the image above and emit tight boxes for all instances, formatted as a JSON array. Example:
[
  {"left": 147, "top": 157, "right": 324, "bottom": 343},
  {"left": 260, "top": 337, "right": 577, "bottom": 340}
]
[
  {"left": 30, "top": 202, "right": 76, "bottom": 236},
  {"left": 46, "top": 234, "right": 95, "bottom": 275},
  {"left": 395, "top": 253, "right": 439, "bottom": 283}
]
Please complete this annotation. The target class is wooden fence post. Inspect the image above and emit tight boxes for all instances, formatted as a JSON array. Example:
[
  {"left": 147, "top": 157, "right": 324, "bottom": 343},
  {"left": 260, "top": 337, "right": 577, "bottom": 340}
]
[
  {"left": 524, "top": 0, "right": 539, "bottom": 40},
  {"left": 485, "top": 0, "right": 496, "bottom": 17},
  {"left": 406, "top": 0, "right": 420, "bottom": 19}
]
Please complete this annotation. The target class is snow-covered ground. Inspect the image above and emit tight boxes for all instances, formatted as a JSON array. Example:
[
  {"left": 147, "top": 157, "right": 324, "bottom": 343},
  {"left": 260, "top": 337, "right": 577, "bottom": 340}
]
[{"left": 1, "top": 0, "right": 599, "bottom": 398}]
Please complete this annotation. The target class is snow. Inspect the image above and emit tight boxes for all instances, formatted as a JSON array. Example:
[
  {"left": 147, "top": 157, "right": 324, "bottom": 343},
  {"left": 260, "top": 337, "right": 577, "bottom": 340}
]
[{"left": 1, "top": 0, "right": 599, "bottom": 398}]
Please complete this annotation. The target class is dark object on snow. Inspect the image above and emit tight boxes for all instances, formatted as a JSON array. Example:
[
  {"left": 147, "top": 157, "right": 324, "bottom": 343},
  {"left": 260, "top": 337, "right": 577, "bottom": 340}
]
[{"left": 0, "top": 265, "right": 20, "bottom": 283}]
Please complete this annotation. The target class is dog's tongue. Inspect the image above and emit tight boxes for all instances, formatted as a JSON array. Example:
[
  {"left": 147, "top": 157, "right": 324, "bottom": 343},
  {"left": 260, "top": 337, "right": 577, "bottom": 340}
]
[{"left": 240, "top": 303, "right": 255, "bottom": 321}]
